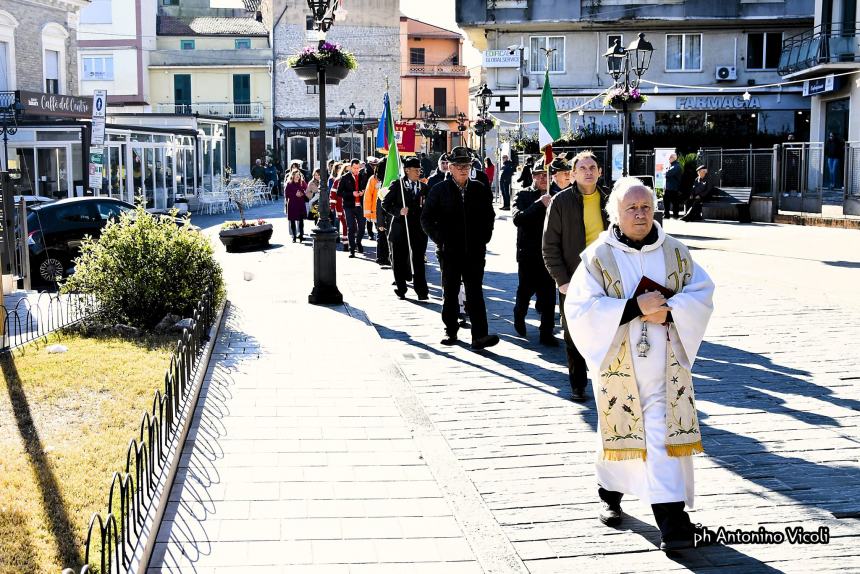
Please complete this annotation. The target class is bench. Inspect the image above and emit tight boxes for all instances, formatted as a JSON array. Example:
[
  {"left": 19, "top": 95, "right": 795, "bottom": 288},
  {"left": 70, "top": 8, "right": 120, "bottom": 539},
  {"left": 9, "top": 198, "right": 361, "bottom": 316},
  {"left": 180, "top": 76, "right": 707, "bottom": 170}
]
[{"left": 702, "top": 186, "right": 752, "bottom": 223}]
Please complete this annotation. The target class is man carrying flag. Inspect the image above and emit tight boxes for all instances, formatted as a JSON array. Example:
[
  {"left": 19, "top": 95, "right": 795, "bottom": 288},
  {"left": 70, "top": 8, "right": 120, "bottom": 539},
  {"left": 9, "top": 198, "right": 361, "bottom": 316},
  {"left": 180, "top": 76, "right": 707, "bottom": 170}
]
[{"left": 383, "top": 156, "right": 429, "bottom": 300}]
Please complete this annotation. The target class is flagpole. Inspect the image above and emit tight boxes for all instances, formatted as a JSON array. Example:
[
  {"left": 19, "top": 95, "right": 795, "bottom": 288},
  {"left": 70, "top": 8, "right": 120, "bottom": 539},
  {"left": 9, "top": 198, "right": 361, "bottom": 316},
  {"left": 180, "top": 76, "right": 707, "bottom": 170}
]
[{"left": 400, "top": 175, "right": 415, "bottom": 278}]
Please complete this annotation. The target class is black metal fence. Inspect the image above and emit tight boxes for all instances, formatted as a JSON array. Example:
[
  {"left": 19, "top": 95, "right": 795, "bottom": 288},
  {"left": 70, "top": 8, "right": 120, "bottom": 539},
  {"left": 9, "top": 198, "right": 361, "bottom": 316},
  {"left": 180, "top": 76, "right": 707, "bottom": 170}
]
[
  {"left": 1, "top": 292, "right": 99, "bottom": 352},
  {"left": 698, "top": 147, "right": 776, "bottom": 196},
  {"left": 61, "top": 279, "right": 218, "bottom": 574}
]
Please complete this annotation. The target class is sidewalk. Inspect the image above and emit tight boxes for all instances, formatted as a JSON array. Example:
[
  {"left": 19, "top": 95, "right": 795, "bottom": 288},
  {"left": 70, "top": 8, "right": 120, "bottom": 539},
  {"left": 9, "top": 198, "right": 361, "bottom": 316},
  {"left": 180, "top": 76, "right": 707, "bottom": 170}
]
[
  {"left": 148, "top": 201, "right": 525, "bottom": 573},
  {"left": 151, "top": 200, "right": 860, "bottom": 573}
]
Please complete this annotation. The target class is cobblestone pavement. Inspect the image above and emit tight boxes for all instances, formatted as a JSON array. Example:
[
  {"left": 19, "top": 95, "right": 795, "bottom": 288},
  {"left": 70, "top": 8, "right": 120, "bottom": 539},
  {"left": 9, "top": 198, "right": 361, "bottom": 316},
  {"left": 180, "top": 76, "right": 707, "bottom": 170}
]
[{"left": 151, "top": 198, "right": 860, "bottom": 573}]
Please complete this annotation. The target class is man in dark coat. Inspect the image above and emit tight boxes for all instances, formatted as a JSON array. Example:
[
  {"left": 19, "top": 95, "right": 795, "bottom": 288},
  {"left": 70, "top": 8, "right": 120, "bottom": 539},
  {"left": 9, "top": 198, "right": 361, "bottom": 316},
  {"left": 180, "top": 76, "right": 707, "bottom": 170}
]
[
  {"left": 542, "top": 151, "right": 609, "bottom": 401},
  {"left": 499, "top": 154, "right": 515, "bottom": 210},
  {"left": 420, "top": 152, "right": 435, "bottom": 180},
  {"left": 337, "top": 159, "right": 370, "bottom": 257},
  {"left": 680, "top": 165, "right": 714, "bottom": 222},
  {"left": 426, "top": 153, "right": 450, "bottom": 190},
  {"left": 512, "top": 158, "right": 557, "bottom": 346},
  {"left": 421, "top": 146, "right": 499, "bottom": 350},
  {"left": 663, "top": 153, "right": 682, "bottom": 219},
  {"left": 383, "top": 156, "right": 429, "bottom": 300}
]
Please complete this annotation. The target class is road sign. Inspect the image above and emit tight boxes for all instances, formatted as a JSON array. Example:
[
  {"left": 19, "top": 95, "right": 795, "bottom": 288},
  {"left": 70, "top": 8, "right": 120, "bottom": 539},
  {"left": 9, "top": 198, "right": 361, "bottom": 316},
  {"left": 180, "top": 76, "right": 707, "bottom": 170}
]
[{"left": 91, "top": 90, "right": 107, "bottom": 148}]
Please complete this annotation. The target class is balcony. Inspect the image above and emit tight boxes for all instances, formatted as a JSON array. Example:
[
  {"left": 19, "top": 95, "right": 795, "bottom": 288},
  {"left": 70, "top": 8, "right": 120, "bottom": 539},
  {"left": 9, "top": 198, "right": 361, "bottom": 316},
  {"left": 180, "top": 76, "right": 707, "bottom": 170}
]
[
  {"left": 149, "top": 49, "right": 272, "bottom": 68},
  {"left": 155, "top": 102, "right": 265, "bottom": 121},
  {"left": 406, "top": 64, "right": 468, "bottom": 77},
  {"left": 778, "top": 22, "right": 860, "bottom": 79}
]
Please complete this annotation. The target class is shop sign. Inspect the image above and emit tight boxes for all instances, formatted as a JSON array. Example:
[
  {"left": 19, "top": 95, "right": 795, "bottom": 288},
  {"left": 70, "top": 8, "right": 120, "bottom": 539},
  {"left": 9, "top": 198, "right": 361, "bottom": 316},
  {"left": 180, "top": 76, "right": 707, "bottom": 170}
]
[
  {"left": 19, "top": 90, "right": 93, "bottom": 118},
  {"left": 803, "top": 75, "right": 837, "bottom": 97},
  {"left": 88, "top": 149, "right": 104, "bottom": 190},
  {"left": 483, "top": 50, "right": 521, "bottom": 68},
  {"left": 675, "top": 95, "right": 761, "bottom": 110}
]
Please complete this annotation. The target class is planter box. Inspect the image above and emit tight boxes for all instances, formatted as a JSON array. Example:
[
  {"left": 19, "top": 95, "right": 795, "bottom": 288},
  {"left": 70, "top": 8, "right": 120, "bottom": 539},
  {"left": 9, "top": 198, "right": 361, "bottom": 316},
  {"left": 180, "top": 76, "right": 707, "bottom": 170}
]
[
  {"left": 292, "top": 64, "right": 350, "bottom": 85},
  {"left": 219, "top": 223, "right": 273, "bottom": 252},
  {"left": 750, "top": 196, "right": 772, "bottom": 222}
]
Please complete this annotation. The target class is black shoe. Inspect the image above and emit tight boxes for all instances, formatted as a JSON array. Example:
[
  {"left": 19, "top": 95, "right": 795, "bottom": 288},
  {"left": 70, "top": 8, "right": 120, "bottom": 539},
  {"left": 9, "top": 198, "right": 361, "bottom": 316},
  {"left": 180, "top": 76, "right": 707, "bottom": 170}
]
[
  {"left": 471, "top": 334, "right": 500, "bottom": 350},
  {"left": 599, "top": 501, "right": 623, "bottom": 527},
  {"left": 292, "top": 237, "right": 296, "bottom": 243},
  {"left": 571, "top": 386, "right": 587, "bottom": 402},
  {"left": 299, "top": 235, "right": 304, "bottom": 242},
  {"left": 416, "top": 293, "right": 429, "bottom": 301},
  {"left": 539, "top": 334, "right": 559, "bottom": 347},
  {"left": 513, "top": 313, "right": 527, "bottom": 337},
  {"left": 357, "top": 244, "right": 364, "bottom": 254},
  {"left": 349, "top": 250, "right": 356, "bottom": 258},
  {"left": 441, "top": 333, "right": 458, "bottom": 345},
  {"left": 394, "top": 288, "right": 406, "bottom": 300}
]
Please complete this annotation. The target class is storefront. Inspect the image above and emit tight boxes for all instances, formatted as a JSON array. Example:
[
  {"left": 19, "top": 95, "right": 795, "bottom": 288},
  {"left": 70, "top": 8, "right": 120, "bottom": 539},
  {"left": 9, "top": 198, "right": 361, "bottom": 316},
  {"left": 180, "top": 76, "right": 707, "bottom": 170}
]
[
  {"left": 1, "top": 94, "right": 228, "bottom": 208},
  {"left": 274, "top": 118, "right": 379, "bottom": 171}
]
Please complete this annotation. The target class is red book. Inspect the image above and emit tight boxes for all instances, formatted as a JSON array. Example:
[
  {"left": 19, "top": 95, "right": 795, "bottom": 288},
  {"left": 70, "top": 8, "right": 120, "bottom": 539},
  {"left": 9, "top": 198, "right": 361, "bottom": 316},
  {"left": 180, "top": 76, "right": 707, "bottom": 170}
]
[{"left": 633, "top": 276, "right": 675, "bottom": 299}]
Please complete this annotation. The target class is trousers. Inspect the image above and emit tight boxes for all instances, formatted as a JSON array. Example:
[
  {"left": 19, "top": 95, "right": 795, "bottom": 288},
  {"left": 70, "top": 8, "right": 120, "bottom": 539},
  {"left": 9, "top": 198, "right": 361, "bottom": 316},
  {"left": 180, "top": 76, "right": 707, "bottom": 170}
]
[
  {"left": 343, "top": 206, "right": 365, "bottom": 250},
  {"left": 439, "top": 251, "right": 488, "bottom": 339},
  {"left": 514, "top": 257, "right": 556, "bottom": 335},
  {"left": 391, "top": 229, "right": 428, "bottom": 296},
  {"left": 558, "top": 291, "right": 588, "bottom": 390}
]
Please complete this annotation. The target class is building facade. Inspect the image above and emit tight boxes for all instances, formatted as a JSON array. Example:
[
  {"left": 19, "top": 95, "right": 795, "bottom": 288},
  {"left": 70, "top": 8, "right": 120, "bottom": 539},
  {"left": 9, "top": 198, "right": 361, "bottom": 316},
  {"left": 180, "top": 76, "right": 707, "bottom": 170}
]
[
  {"left": 77, "top": 0, "right": 155, "bottom": 111},
  {"left": 149, "top": 1, "right": 272, "bottom": 177},
  {"left": 456, "top": 0, "right": 815, "bottom": 158},
  {"left": 272, "top": 0, "right": 400, "bottom": 170},
  {"left": 0, "top": 0, "right": 89, "bottom": 95},
  {"left": 400, "top": 17, "right": 470, "bottom": 156}
]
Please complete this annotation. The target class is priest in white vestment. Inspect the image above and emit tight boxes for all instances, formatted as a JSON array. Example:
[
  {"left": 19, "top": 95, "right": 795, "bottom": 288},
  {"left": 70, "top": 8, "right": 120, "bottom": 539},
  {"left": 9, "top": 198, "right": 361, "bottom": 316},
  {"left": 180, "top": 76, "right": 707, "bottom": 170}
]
[{"left": 564, "top": 177, "right": 715, "bottom": 551}]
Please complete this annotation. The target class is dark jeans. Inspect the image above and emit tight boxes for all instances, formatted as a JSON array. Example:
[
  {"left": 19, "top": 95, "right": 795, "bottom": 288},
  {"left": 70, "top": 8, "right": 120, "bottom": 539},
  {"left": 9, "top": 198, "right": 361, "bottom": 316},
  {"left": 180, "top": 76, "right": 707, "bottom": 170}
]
[
  {"left": 515, "top": 258, "right": 556, "bottom": 335},
  {"left": 663, "top": 188, "right": 682, "bottom": 218},
  {"left": 500, "top": 178, "right": 512, "bottom": 207},
  {"left": 558, "top": 291, "right": 588, "bottom": 390},
  {"left": 439, "top": 251, "right": 488, "bottom": 339},
  {"left": 366, "top": 220, "right": 375, "bottom": 238},
  {"left": 289, "top": 219, "right": 305, "bottom": 238},
  {"left": 392, "top": 231, "right": 428, "bottom": 296},
  {"left": 343, "top": 206, "right": 365, "bottom": 250},
  {"left": 681, "top": 198, "right": 704, "bottom": 221},
  {"left": 376, "top": 227, "right": 390, "bottom": 263}
]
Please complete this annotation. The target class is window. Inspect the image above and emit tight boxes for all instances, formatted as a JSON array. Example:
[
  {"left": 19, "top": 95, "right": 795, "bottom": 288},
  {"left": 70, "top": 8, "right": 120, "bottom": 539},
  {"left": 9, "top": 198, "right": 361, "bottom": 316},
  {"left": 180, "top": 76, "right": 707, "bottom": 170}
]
[
  {"left": 747, "top": 32, "right": 782, "bottom": 70},
  {"left": 162, "top": 0, "right": 178, "bottom": 5},
  {"left": 409, "top": 47, "right": 425, "bottom": 65},
  {"left": 96, "top": 200, "right": 130, "bottom": 222},
  {"left": 666, "top": 34, "right": 702, "bottom": 71},
  {"left": 0, "top": 11, "right": 17, "bottom": 91},
  {"left": 529, "top": 36, "right": 565, "bottom": 73},
  {"left": 235, "top": 38, "right": 251, "bottom": 49},
  {"left": 607, "top": 34, "right": 623, "bottom": 50},
  {"left": 45, "top": 49, "right": 59, "bottom": 93},
  {"left": 174, "top": 74, "right": 191, "bottom": 111},
  {"left": 80, "top": 0, "right": 112, "bottom": 24},
  {"left": 434, "top": 87, "right": 447, "bottom": 117},
  {"left": 82, "top": 55, "right": 114, "bottom": 81},
  {"left": 180, "top": 39, "right": 195, "bottom": 50}
]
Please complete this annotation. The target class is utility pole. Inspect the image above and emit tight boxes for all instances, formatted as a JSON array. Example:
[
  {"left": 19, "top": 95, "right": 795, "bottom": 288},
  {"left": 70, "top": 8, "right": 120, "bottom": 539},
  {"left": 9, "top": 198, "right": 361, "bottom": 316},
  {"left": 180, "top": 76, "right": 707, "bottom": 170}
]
[{"left": 517, "top": 45, "right": 524, "bottom": 144}]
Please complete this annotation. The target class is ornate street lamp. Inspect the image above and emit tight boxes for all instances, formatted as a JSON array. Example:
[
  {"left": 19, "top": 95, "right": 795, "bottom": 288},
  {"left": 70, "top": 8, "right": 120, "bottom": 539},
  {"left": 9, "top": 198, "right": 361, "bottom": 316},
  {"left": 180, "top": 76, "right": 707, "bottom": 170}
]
[
  {"left": 474, "top": 83, "right": 493, "bottom": 159},
  {"left": 306, "top": 0, "right": 345, "bottom": 305},
  {"left": 456, "top": 112, "right": 467, "bottom": 146},
  {"left": 0, "top": 92, "right": 24, "bottom": 172},
  {"left": 339, "top": 103, "right": 363, "bottom": 161},
  {"left": 418, "top": 104, "right": 439, "bottom": 154},
  {"left": 603, "top": 33, "right": 653, "bottom": 177}
]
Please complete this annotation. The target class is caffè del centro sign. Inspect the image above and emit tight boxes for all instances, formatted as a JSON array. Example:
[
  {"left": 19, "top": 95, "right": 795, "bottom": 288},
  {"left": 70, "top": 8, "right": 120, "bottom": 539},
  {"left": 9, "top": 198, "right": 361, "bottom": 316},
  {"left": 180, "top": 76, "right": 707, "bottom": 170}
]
[{"left": 18, "top": 90, "right": 93, "bottom": 119}]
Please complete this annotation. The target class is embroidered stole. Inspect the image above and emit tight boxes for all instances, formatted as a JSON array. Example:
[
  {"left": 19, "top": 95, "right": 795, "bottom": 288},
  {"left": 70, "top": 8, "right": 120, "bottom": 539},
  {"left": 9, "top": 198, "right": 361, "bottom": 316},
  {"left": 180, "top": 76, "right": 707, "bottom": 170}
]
[{"left": 586, "top": 236, "right": 704, "bottom": 461}]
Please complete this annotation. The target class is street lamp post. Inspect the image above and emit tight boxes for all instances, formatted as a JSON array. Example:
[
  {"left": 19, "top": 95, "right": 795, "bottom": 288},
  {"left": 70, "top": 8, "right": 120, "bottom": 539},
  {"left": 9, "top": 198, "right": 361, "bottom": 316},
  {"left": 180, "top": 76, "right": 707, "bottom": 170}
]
[
  {"left": 339, "top": 103, "right": 364, "bottom": 161},
  {"left": 307, "top": 0, "right": 343, "bottom": 305},
  {"left": 456, "top": 112, "right": 467, "bottom": 146},
  {"left": 603, "top": 33, "right": 653, "bottom": 177},
  {"left": 475, "top": 83, "right": 493, "bottom": 160},
  {"left": 0, "top": 92, "right": 24, "bottom": 172},
  {"left": 418, "top": 104, "right": 439, "bottom": 156}
]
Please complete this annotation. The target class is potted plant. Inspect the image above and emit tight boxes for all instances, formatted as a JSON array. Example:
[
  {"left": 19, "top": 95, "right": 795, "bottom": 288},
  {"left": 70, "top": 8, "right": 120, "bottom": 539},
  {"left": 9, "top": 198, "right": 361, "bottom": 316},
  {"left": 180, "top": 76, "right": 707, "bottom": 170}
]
[
  {"left": 287, "top": 42, "right": 357, "bottom": 85},
  {"left": 603, "top": 87, "right": 648, "bottom": 111},
  {"left": 473, "top": 117, "right": 495, "bottom": 136},
  {"left": 218, "top": 183, "right": 273, "bottom": 252}
]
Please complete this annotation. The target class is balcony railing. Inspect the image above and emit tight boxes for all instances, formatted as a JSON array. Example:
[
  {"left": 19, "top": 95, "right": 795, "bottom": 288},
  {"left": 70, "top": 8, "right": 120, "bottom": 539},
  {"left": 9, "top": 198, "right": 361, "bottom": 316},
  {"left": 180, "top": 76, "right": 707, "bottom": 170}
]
[
  {"left": 155, "top": 102, "right": 264, "bottom": 121},
  {"left": 778, "top": 22, "right": 860, "bottom": 75},
  {"left": 407, "top": 64, "right": 468, "bottom": 76}
]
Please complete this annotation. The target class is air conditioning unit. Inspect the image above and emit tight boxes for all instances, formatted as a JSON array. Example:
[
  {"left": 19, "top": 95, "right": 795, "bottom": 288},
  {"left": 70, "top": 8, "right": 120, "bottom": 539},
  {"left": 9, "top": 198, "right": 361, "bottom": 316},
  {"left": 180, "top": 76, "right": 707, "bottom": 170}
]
[{"left": 716, "top": 66, "right": 737, "bottom": 81}]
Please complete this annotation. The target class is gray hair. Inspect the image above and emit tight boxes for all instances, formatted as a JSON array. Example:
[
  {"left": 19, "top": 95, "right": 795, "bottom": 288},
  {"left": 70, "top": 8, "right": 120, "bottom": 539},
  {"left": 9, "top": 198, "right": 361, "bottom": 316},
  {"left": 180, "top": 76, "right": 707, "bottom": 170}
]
[{"left": 606, "top": 176, "right": 658, "bottom": 224}]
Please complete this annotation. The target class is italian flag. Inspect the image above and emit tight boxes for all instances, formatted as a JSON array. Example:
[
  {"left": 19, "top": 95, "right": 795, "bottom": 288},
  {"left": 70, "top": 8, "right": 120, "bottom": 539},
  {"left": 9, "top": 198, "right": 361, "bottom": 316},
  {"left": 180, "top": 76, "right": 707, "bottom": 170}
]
[{"left": 538, "top": 70, "right": 561, "bottom": 165}]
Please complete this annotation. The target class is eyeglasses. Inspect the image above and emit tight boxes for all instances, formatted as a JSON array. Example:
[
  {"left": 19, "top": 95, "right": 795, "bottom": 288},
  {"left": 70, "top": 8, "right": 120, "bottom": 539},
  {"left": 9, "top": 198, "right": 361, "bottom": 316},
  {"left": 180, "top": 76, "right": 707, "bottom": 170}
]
[{"left": 449, "top": 164, "right": 471, "bottom": 170}]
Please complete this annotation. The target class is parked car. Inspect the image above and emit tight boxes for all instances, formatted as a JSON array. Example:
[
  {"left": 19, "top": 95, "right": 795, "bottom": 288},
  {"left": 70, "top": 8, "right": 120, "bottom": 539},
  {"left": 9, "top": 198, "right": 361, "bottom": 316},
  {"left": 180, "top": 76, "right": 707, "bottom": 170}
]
[
  {"left": 14, "top": 195, "right": 56, "bottom": 209},
  {"left": 26, "top": 197, "right": 195, "bottom": 286}
]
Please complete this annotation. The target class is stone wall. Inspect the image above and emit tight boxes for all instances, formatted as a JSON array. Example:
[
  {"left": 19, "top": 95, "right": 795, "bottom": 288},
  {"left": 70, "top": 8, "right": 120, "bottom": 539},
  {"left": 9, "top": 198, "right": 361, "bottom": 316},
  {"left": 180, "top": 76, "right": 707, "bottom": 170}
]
[{"left": 0, "top": 0, "right": 82, "bottom": 95}]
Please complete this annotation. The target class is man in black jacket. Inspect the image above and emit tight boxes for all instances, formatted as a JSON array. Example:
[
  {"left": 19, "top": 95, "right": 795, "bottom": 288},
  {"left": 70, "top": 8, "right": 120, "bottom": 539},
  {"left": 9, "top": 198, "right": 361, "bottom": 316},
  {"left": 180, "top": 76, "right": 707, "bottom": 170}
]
[
  {"left": 383, "top": 156, "right": 429, "bottom": 300},
  {"left": 663, "top": 153, "right": 682, "bottom": 219},
  {"left": 421, "top": 146, "right": 499, "bottom": 350},
  {"left": 542, "top": 151, "right": 609, "bottom": 401},
  {"left": 512, "top": 158, "right": 557, "bottom": 346},
  {"left": 426, "top": 153, "right": 450, "bottom": 190},
  {"left": 680, "top": 165, "right": 713, "bottom": 222},
  {"left": 337, "top": 159, "right": 369, "bottom": 257},
  {"left": 499, "top": 154, "right": 515, "bottom": 210}
]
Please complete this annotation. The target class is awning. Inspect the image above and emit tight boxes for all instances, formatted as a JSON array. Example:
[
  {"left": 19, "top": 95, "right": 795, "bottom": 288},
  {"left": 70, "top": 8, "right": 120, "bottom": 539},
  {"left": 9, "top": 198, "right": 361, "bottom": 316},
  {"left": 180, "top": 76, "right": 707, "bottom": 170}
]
[{"left": 275, "top": 118, "right": 380, "bottom": 137}]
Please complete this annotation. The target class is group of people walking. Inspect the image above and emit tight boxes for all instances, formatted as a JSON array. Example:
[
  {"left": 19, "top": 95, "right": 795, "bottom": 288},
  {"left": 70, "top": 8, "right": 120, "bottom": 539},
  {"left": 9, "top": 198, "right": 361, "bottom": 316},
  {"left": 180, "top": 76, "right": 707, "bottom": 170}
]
[{"left": 280, "top": 145, "right": 716, "bottom": 552}]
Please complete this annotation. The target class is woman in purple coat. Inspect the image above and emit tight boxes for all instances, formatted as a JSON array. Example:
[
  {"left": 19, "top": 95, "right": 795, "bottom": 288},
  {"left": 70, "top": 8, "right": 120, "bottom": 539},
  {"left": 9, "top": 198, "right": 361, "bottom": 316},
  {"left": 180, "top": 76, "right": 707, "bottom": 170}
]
[{"left": 284, "top": 170, "right": 309, "bottom": 242}]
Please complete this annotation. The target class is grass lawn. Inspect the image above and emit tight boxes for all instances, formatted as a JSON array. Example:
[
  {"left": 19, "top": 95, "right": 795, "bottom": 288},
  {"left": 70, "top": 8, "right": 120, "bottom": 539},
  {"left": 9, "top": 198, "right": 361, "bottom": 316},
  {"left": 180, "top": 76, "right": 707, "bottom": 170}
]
[{"left": 0, "top": 331, "right": 175, "bottom": 574}]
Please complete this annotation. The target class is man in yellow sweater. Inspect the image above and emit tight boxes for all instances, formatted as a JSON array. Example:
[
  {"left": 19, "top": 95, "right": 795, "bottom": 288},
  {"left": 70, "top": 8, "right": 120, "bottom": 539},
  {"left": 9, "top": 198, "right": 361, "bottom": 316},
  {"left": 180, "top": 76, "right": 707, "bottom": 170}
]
[{"left": 542, "top": 151, "right": 609, "bottom": 401}]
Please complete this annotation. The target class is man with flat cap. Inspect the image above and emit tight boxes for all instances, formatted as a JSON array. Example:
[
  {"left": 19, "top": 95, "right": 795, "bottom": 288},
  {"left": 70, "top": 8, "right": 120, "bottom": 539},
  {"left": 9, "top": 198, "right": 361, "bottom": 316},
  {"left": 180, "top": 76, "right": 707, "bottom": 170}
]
[
  {"left": 680, "top": 165, "right": 713, "bottom": 222},
  {"left": 422, "top": 146, "right": 499, "bottom": 350},
  {"left": 542, "top": 150, "right": 609, "bottom": 401},
  {"left": 383, "top": 156, "right": 429, "bottom": 300},
  {"left": 512, "top": 157, "right": 558, "bottom": 346}
]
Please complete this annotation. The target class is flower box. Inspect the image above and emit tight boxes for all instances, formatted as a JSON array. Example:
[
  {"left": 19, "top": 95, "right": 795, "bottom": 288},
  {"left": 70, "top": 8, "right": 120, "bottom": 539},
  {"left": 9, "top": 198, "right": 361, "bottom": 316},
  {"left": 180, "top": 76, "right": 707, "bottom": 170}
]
[
  {"left": 288, "top": 42, "right": 356, "bottom": 86},
  {"left": 292, "top": 64, "right": 351, "bottom": 86}
]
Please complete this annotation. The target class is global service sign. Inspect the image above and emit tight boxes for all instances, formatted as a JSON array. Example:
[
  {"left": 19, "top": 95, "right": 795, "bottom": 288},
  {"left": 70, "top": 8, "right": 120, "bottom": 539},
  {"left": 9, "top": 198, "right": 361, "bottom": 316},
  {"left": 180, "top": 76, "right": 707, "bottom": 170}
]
[{"left": 482, "top": 50, "right": 520, "bottom": 68}]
